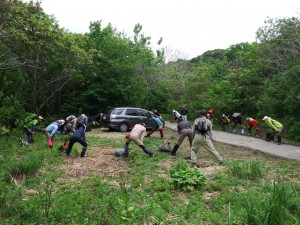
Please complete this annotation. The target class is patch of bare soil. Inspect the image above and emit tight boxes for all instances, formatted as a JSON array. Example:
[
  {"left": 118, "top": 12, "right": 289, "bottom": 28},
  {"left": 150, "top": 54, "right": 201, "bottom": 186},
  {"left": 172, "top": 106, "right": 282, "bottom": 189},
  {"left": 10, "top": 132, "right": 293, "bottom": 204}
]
[{"left": 59, "top": 128, "right": 130, "bottom": 182}]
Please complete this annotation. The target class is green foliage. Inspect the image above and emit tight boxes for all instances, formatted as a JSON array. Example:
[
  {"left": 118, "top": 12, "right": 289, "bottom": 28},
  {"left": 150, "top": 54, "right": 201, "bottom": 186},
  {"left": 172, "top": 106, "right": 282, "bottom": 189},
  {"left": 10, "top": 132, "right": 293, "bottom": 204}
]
[
  {"left": 245, "top": 182, "right": 299, "bottom": 225},
  {"left": 228, "top": 159, "right": 266, "bottom": 180},
  {"left": 170, "top": 162, "right": 207, "bottom": 191},
  {"left": 1, "top": 1, "right": 300, "bottom": 140},
  {"left": 0, "top": 94, "right": 25, "bottom": 129},
  {"left": 4, "top": 151, "right": 45, "bottom": 183}
]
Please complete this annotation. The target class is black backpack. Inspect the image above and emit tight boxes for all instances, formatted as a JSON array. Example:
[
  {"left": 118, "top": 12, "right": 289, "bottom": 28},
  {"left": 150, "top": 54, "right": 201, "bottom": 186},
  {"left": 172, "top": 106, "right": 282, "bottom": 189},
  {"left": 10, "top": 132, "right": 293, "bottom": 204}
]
[{"left": 197, "top": 119, "right": 210, "bottom": 135}]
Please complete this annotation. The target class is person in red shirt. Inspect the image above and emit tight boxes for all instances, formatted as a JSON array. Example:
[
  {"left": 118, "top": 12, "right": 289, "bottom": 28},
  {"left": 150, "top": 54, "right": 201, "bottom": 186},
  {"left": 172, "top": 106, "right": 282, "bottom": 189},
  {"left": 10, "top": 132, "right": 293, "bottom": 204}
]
[{"left": 246, "top": 117, "right": 260, "bottom": 137}]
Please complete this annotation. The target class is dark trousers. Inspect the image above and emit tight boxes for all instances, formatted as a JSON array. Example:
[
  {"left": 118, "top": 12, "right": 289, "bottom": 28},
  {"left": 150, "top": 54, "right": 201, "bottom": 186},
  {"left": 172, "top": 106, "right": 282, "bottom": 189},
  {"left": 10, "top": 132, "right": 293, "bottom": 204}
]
[{"left": 66, "top": 136, "right": 88, "bottom": 156}]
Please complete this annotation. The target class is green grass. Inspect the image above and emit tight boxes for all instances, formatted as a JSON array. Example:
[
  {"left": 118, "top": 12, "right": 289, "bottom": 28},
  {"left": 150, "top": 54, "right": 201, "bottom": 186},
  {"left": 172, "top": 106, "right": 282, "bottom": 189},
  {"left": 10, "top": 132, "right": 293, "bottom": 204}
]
[{"left": 0, "top": 128, "right": 299, "bottom": 224}]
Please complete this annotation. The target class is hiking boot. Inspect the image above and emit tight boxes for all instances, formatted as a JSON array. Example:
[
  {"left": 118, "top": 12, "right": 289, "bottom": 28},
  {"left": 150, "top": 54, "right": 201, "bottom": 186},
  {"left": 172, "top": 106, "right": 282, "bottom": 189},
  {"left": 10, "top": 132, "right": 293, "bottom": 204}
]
[
  {"left": 170, "top": 152, "right": 176, "bottom": 156},
  {"left": 277, "top": 142, "right": 282, "bottom": 145},
  {"left": 219, "top": 161, "right": 224, "bottom": 166},
  {"left": 149, "top": 153, "right": 157, "bottom": 157},
  {"left": 81, "top": 154, "right": 88, "bottom": 158}
]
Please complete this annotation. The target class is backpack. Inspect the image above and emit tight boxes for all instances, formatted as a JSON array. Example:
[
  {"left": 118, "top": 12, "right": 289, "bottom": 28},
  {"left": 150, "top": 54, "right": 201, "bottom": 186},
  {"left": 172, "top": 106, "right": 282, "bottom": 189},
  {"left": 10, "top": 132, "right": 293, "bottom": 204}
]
[{"left": 197, "top": 119, "right": 210, "bottom": 135}]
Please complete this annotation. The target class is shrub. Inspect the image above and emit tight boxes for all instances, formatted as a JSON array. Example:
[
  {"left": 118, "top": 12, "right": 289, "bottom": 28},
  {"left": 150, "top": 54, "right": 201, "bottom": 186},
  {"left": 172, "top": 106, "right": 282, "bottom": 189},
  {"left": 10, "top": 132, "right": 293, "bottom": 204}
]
[{"left": 170, "top": 162, "right": 207, "bottom": 191}]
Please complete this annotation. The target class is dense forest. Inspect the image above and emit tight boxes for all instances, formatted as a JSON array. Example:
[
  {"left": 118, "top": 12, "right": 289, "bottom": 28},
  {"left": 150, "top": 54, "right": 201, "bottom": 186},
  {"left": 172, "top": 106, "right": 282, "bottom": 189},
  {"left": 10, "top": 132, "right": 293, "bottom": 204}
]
[{"left": 1, "top": 0, "right": 300, "bottom": 141}]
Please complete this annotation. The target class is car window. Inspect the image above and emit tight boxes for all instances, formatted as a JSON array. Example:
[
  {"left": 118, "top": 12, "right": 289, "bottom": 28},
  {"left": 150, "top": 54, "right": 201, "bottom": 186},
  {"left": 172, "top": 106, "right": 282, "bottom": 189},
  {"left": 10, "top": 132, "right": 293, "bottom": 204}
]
[
  {"left": 114, "top": 109, "right": 125, "bottom": 115},
  {"left": 125, "top": 109, "right": 138, "bottom": 116},
  {"left": 138, "top": 109, "right": 149, "bottom": 117}
]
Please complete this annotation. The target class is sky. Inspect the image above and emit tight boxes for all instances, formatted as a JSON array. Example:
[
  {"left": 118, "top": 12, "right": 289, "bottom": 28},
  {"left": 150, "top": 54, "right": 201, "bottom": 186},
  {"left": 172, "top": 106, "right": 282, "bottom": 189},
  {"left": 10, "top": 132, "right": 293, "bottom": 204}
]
[{"left": 32, "top": 0, "right": 299, "bottom": 59}]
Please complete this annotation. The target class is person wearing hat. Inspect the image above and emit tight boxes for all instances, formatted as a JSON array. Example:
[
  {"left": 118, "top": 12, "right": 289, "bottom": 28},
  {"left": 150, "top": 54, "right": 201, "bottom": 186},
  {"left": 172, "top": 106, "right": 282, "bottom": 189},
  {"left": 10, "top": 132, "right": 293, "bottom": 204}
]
[
  {"left": 190, "top": 109, "right": 223, "bottom": 167},
  {"left": 219, "top": 114, "right": 231, "bottom": 132},
  {"left": 44, "top": 119, "right": 65, "bottom": 148},
  {"left": 246, "top": 117, "right": 260, "bottom": 137},
  {"left": 22, "top": 113, "right": 44, "bottom": 143},
  {"left": 207, "top": 109, "right": 215, "bottom": 125},
  {"left": 123, "top": 123, "right": 156, "bottom": 157},
  {"left": 170, "top": 117, "right": 193, "bottom": 156},
  {"left": 232, "top": 112, "right": 244, "bottom": 135},
  {"left": 65, "top": 123, "right": 88, "bottom": 157},
  {"left": 262, "top": 116, "right": 284, "bottom": 145},
  {"left": 171, "top": 109, "right": 181, "bottom": 123}
]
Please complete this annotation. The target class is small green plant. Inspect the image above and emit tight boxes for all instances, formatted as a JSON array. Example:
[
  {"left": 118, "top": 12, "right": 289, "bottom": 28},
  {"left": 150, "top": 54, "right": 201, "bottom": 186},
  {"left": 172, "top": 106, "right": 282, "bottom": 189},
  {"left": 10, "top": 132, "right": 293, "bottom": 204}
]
[
  {"left": 228, "top": 159, "right": 265, "bottom": 180},
  {"left": 169, "top": 162, "right": 207, "bottom": 191}
]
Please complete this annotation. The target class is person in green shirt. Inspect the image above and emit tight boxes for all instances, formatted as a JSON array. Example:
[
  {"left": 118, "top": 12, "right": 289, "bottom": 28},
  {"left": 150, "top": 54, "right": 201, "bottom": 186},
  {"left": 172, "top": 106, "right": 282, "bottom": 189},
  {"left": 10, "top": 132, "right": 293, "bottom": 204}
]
[
  {"left": 262, "top": 116, "right": 284, "bottom": 145},
  {"left": 23, "top": 114, "right": 43, "bottom": 143}
]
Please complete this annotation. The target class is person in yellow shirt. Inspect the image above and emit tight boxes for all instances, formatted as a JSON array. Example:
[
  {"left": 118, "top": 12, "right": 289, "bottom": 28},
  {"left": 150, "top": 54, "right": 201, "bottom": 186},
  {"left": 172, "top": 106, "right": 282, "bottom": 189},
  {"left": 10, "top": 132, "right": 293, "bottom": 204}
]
[
  {"left": 262, "top": 116, "right": 284, "bottom": 145},
  {"left": 23, "top": 113, "right": 43, "bottom": 143}
]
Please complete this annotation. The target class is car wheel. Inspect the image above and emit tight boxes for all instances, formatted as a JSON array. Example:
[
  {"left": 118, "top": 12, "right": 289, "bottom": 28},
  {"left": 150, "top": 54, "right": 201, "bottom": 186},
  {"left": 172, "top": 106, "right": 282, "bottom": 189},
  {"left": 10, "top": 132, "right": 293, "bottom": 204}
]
[{"left": 118, "top": 123, "right": 129, "bottom": 132}]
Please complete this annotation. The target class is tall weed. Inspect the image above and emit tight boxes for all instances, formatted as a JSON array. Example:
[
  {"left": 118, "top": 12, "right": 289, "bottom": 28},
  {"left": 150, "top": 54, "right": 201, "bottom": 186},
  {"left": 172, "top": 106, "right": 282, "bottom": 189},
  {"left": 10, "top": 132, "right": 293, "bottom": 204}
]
[
  {"left": 245, "top": 182, "right": 299, "bottom": 225},
  {"left": 5, "top": 152, "right": 45, "bottom": 183},
  {"left": 228, "top": 159, "right": 266, "bottom": 180}
]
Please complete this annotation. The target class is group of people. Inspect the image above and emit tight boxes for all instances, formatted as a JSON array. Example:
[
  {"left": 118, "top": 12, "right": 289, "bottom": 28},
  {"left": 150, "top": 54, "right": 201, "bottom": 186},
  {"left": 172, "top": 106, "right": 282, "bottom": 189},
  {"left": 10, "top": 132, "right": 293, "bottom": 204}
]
[
  {"left": 219, "top": 112, "right": 284, "bottom": 145},
  {"left": 123, "top": 108, "right": 224, "bottom": 167},
  {"left": 22, "top": 113, "right": 90, "bottom": 157},
  {"left": 123, "top": 107, "right": 285, "bottom": 165},
  {"left": 22, "top": 107, "right": 285, "bottom": 165}
]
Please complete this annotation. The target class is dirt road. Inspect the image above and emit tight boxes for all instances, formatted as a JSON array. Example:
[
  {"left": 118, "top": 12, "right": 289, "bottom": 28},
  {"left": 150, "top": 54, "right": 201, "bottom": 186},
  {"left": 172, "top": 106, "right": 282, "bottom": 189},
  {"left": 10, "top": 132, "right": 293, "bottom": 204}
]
[{"left": 165, "top": 121, "right": 300, "bottom": 162}]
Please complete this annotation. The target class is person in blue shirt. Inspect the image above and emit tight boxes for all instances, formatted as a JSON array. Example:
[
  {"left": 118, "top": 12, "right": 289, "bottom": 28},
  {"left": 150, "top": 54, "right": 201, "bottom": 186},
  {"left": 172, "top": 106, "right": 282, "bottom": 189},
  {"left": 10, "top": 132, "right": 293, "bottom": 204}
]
[
  {"left": 65, "top": 123, "right": 88, "bottom": 157},
  {"left": 44, "top": 120, "right": 65, "bottom": 148},
  {"left": 145, "top": 115, "right": 164, "bottom": 138}
]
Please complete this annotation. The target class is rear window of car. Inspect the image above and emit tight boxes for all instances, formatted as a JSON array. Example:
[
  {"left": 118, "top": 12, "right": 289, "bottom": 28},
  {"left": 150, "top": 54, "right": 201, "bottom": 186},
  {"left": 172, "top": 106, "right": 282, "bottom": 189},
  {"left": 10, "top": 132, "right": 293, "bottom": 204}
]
[{"left": 125, "top": 108, "right": 138, "bottom": 116}]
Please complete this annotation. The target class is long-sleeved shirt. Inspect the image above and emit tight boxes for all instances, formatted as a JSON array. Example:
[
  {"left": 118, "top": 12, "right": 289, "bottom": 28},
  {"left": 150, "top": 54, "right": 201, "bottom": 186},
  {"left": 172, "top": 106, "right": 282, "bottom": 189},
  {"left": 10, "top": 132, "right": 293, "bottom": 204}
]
[
  {"left": 152, "top": 117, "right": 163, "bottom": 126},
  {"left": 247, "top": 118, "right": 259, "bottom": 128},
  {"left": 181, "top": 108, "right": 188, "bottom": 116},
  {"left": 173, "top": 110, "right": 181, "bottom": 119},
  {"left": 72, "top": 126, "right": 86, "bottom": 141},
  {"left": 45, "top": 122, "right": 60, "bottom": 137},
  {"left": 193, "top": 117, "right": 212, "bottom": 138},
  {"left": 177, "top": 121, "right": 192, "bottom": 134},
  {"left": 130, "top": 124, "right": 146, "bottom": 140},
  {"left": 265, "top": 117, "right": 283, "bottom": 131}
]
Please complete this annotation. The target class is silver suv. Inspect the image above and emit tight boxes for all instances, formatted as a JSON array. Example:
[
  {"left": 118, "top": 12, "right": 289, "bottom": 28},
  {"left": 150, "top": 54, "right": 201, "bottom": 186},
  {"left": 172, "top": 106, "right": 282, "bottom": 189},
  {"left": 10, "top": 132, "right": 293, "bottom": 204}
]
[{"left": 102, "top": 107, "right": 156, "bottom": 132}]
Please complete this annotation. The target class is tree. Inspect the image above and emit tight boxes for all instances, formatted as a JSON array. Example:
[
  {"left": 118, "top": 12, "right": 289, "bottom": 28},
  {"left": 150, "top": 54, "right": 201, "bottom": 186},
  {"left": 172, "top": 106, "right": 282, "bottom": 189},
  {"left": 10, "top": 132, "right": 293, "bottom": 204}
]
[{"left": 0, "top": 0, "right": 88, "bottom": 115}]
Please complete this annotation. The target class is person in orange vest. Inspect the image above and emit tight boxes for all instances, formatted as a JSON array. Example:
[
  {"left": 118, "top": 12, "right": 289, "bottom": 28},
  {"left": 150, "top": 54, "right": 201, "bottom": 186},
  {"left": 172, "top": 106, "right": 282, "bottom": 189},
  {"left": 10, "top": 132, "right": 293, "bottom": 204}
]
[{"left": 246, "top": 117, "right": 260, "bottom": 137}]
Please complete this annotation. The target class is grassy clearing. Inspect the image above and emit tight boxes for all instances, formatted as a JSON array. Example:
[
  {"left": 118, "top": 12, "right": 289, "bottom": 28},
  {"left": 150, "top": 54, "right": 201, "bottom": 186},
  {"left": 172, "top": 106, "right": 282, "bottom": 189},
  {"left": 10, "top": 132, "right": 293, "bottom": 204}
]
[{"left": 0, "top": 128, "right": 299, "bottom": 224}]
